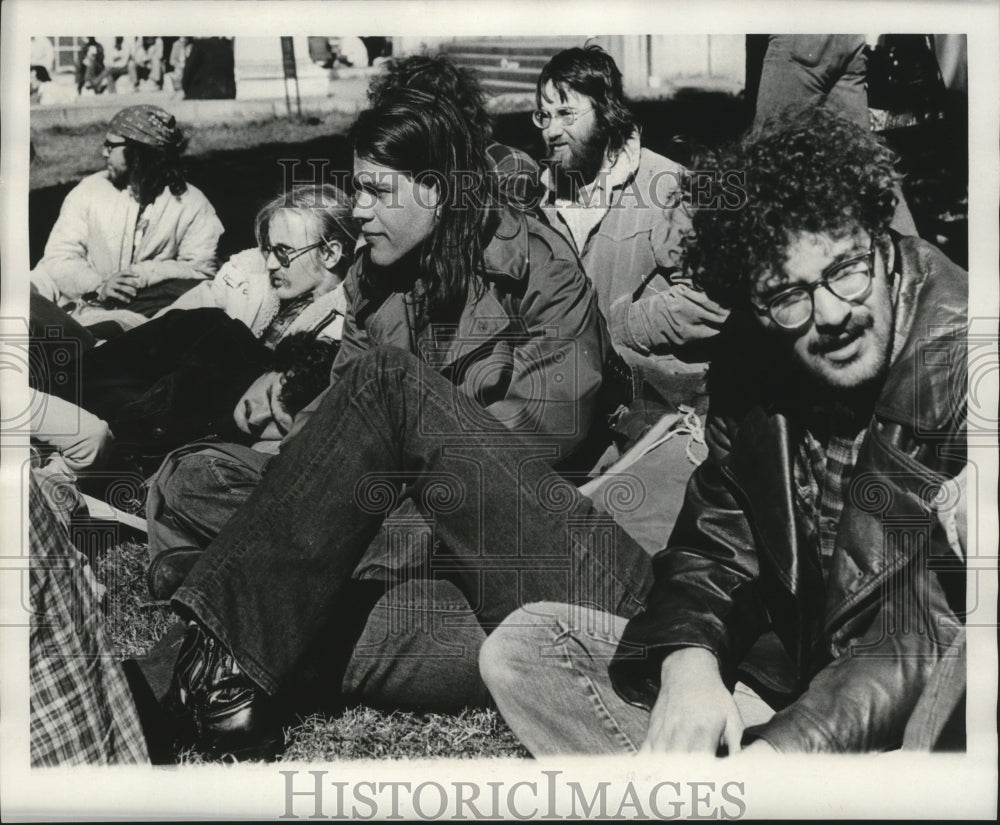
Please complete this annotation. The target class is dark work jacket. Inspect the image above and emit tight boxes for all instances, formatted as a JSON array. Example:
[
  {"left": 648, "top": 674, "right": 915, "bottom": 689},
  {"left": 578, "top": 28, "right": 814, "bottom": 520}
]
[
  {"left": 289, "top": 206, "right": 611, "bottom": 466},
  {"left": 609, "top": 235, "right": 968, "bottom": 752}
]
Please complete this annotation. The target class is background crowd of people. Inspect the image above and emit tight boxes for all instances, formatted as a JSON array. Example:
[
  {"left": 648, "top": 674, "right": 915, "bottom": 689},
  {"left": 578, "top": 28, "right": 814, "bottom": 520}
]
[{"left": 30, "top": 36, "right": 237, "bottom": 104}]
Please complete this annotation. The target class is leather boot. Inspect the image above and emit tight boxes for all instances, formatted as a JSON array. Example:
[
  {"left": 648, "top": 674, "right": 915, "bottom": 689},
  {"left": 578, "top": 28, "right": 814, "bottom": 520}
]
[{"left": 164, "top": 621, "right": 282, "bottom": 760}]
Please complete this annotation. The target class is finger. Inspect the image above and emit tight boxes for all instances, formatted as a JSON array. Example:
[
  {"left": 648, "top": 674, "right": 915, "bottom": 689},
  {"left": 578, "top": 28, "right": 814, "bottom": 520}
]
[
  {"left": 722, "top": 708, "right": 744, "bottom": 757},
  {"left": 674, "top": 285, "right": 729, "bottom": 316},
  {"left": 272, "top": 403, "right": 293, "bottom": 434},
  {"left": 105, "top": 285, "right": 133, "bottom": 303},
  {"left": 233, "top": 400, "right": 250, "bottom": 434}
]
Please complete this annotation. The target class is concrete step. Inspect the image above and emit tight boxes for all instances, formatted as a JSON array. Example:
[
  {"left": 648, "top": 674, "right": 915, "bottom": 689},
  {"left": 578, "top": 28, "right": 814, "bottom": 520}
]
[
  {"left": 460, "top": 66, "right": 542, "bottom": 86},
  {"left": 481, "top": 78, "right": 538, "bottom": 95},
  {"left": 445, "top": 52, "right": 551, "bottom": 71},
  {"left": 439, "top": 37, "right": 582, "bottom": 57}
]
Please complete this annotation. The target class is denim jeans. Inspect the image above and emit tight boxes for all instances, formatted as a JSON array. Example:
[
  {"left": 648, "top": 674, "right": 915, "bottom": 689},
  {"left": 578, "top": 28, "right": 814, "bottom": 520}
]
[
  {"left": 150, "top": 444, "right": 489, "bottom": 710},
  {"left": 479, "top": 602, "right": 775, "bottom": 756},
  {"left": 173, "top": 346, "right": 654, "bottom": 696}
]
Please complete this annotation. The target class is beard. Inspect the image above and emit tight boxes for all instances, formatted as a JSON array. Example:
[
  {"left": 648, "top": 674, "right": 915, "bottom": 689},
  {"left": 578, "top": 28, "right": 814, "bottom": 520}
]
[{"left": 548, "top": 126, "right": 610, "bottom": 198}]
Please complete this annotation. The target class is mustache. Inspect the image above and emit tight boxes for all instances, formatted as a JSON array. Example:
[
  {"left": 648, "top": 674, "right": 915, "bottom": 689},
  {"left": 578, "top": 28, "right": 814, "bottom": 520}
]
[{"left": 808, "top": 313, "right": 874, "bottom": 355}]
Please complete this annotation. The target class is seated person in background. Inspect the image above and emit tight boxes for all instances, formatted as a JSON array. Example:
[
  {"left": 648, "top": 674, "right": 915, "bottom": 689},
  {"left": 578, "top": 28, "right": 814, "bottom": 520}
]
[
  {"left": 129, "top": 37, "right": 164, "bottom": 91},
  {"left": 30, "top": 105, "right": 223, "bottom": 337},
  {"left": 166, "top": 37, "right": 191, "bottom": 95},
  {"left": 181, "top": 38, "right": 236, "bottom": 101},
  {"left": 36, "top": 185, "right": 356, "bottom": 478},
  {"left": 534, "top": 46, "right": 729, "bottom": 408},
  {"left": 155, "top": 183, "right": 351, "bottom": 344},
  {"left": 480, "top": 107, "right": 967, "bottom": 756},
  {"left": 529, "top": 45, "right": 732, "bottom": 554},
  {"left": 101, "top": 37, "right": 132, "bottom": 94},
  {"left": 30, "top": 36, "right": 55, "bottom": 82}
]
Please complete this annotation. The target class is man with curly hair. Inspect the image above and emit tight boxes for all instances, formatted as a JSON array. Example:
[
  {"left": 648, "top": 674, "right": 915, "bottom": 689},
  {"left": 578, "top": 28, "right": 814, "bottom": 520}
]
[{"left": 481, "top": 106, "right": 968, "bottom": 755}]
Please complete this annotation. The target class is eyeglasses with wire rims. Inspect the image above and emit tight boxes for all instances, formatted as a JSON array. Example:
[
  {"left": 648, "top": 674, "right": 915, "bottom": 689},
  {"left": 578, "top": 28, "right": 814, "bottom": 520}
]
[
  {"left": 751, "top": 246, "right": 876, "bottom": 330},
  {"left": 261, "top": 241, "right": 332, "bottom": 269},
  {"left": 531, "top": 107, "right": 593, "bottom": 129}
]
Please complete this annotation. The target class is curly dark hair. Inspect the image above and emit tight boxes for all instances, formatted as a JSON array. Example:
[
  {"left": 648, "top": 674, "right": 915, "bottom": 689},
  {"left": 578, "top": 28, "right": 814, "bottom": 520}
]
[
  {"left": 537, "top": 45, "right": 636, "bottom": 159},
  {"left": 366, "top": 52, "right": 493, "bottom": 140},
  {"left": 684, "top": 106, "right": 900, "bottom": 309},
  {"left": 124, "top": 136, "right": 190, "bottom": 207},
  {"left": 266, "top": 333, "right": 340, "bottom": 416}
]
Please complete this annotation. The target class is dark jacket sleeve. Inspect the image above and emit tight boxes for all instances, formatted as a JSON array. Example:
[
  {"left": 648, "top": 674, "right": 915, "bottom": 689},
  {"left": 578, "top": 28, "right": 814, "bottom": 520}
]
[
  {"left": 750, "top": 551, "right": 961, "bottom": 752},
  {"left": 282, "top": 265, "right": 368, "bottom": 443},
  {"left": 484, "top": 253, "right": 605, "bottom": 462},
  {"left": 751, "top": 328, "right": 968, "bottom": 752},
  {"left": 608, "top": 410, "right": 769, "bottom": 708}
]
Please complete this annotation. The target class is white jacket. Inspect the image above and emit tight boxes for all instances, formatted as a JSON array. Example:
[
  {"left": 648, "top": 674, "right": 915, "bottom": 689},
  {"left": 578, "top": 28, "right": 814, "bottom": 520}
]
[{"left": 154, "top": 248, "right": 346, "bottom": 342}]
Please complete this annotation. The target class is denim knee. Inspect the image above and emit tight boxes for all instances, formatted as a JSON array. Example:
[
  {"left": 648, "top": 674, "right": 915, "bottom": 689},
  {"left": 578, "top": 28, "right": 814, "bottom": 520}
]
[
  {"left": 161, "top": 453, "right": 227, "bottom": 506},
  {"left": 479, "top": 602, "right": 571, "bottom": 698}
]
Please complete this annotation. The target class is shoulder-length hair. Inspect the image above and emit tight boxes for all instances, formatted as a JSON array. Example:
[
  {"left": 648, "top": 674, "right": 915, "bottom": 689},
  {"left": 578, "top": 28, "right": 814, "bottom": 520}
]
[
  {"left": 124, "top": 135, "right": 189, "bottom": 208},
  {"left": 351, "top": 87, "right": 496, "bottom": 321},
  {"left": 537, "top": 45, "right": 636, "bottom": 158}
]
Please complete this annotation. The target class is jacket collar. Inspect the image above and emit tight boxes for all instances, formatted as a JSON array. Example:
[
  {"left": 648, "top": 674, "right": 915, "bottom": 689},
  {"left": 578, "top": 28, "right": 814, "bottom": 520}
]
[
  {"left": 873, "top": 233, "right": 968, "bottom": 430},
  {"left": 353, "top": 208, "right": 524, "bottom": 367}
]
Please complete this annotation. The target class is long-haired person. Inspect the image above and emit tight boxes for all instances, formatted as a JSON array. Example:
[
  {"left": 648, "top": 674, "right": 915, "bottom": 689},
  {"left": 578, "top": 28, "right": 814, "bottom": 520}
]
[
  {"left": 156, "top": 88, "right": 642, "bottom": 759},
  {"left": 31, "top": 105, "right": 223, "bottom": 336}
]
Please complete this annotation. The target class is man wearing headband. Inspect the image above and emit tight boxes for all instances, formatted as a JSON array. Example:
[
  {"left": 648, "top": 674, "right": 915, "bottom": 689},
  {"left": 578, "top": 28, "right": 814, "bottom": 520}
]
[{"left": 31, "top": 104, "right": 223, "bottom": 336}]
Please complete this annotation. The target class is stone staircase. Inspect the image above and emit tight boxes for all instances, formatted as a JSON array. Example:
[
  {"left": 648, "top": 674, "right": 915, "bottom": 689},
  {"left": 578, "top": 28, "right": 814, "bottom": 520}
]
[{"left": 439, "top": 37, "right": 586, "bottom": 96}]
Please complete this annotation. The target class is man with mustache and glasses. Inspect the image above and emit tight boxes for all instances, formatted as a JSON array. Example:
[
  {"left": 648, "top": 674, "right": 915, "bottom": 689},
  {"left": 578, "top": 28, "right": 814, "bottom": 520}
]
[
  {"left": 534, "top": 46, "right": 730, "bottom": 407},
  {"left": 532, "top": 45, "right": 731, "bottom": 555},
  {"left": 481, "top": 106, "right": 968, "bottom": 756}
]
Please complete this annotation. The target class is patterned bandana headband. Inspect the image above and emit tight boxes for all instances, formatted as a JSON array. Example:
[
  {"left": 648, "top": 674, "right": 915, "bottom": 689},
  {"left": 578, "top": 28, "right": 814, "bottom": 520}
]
[{"left": 109, "top": 105, "right": 183, "bottom": 149}]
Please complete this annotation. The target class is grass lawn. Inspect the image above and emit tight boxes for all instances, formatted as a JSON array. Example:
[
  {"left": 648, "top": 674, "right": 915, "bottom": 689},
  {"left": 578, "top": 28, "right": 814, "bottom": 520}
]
[
  {"left": 30, "top": 112, "right": 359, "bottom": 191},
  {"left": 94, "top": 539, "right": 528, "bottom": 762}
]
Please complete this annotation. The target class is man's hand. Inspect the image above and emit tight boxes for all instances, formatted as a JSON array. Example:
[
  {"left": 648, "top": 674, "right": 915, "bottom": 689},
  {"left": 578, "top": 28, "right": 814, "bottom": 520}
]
[
  {"left": 96, "top": 270, "right": 139, "bottom": 304},
  {"left": 233, "top": 371, "right": 293, "bottom": 440},
  {"left": 639, "top": 647, "right": 743, "bottom": 754},
  {"left": 733, "top": 739, "right": 776, "bottom": 756}
]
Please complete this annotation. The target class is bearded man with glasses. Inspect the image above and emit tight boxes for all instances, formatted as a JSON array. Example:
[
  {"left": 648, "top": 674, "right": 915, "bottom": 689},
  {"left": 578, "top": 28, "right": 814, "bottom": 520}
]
[
  {"left": 481, "top": 106, "right": 969, "bottom": 756},
  {"left": 530, "top": 45, "right": 733, "bottom": 557},
  {"left": 31, "top": 105, "right": 223, "bottom": 337},
  {"left": 534, "top": 45, "right": 730, "bottom": 411}
]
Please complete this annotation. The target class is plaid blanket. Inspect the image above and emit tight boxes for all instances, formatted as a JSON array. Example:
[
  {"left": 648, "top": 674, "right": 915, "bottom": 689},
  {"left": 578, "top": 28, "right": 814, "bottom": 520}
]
[{"left": 29, "top": 471, "right": 149, "bottom": 766}]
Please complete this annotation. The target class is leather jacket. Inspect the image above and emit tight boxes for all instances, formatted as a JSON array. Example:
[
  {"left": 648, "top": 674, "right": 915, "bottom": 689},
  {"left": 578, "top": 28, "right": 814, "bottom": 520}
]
[{"left": 609, "top": 235, "right": 968, "bottom": 752}]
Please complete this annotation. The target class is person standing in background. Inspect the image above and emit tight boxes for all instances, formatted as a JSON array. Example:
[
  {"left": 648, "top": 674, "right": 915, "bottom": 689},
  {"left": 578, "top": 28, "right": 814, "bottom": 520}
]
[
  {"left": 751, "top": 34, "right": 919, "bottom": 237},
  {"left": 181, "top": 37, "right": 236, "bottom": 100}
]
